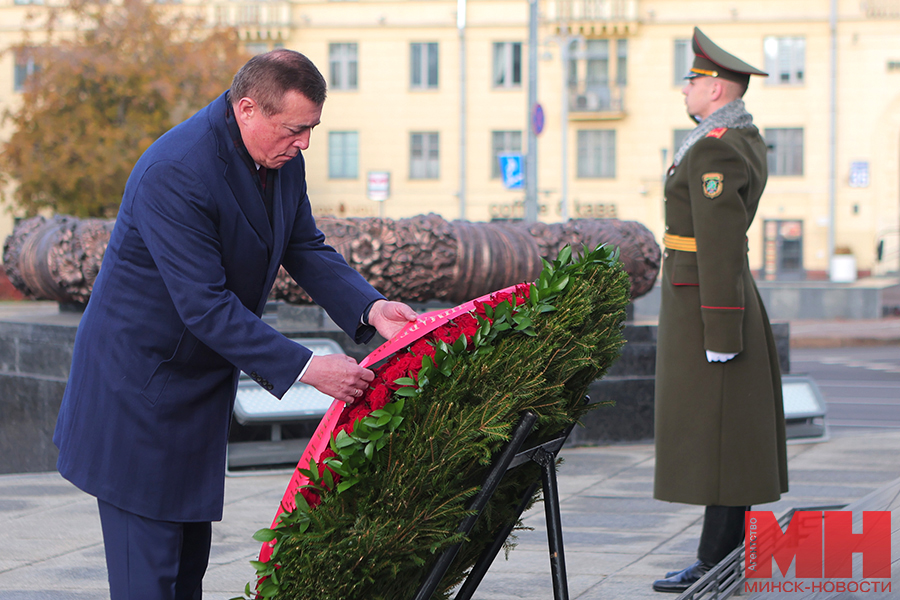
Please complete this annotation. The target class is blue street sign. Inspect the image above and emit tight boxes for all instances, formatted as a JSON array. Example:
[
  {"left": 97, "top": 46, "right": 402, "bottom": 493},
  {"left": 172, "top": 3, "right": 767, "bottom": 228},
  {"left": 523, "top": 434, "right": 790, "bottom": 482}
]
[
  {"left": 532, "top": 103, "right": 545, "bottom": 136},
  {"left": 498, "top": 153, "right": 524, "bottom": 190}
]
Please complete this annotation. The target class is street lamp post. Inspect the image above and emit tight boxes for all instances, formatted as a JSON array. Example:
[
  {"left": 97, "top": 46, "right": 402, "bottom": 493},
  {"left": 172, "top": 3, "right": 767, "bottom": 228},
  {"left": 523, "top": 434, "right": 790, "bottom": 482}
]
[
  {"left": 556, "top": 34, "right": 580, "bottom": 223},
  {"left": 458, "top": 0, "right": 467, "bottom": 220},
  {"left": 524, "top": 0, "right": 539, "bottom": 223}
]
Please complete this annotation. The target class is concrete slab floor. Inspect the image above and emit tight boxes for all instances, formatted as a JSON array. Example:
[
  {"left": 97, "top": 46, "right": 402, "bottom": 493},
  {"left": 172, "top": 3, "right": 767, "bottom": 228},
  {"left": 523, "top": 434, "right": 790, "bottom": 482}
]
[{"left": 0, "top": 429, "right": 897, "bottom": 599}]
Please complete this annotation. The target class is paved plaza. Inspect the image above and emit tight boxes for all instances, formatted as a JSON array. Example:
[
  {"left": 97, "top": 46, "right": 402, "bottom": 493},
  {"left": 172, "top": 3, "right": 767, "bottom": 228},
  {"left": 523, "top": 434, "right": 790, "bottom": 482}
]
[
  {"left": 1, "top": 313, "right": 899, "bottom": 599},
  {"left": 0, "top": 426, "right": 898, "bottom": 599}
]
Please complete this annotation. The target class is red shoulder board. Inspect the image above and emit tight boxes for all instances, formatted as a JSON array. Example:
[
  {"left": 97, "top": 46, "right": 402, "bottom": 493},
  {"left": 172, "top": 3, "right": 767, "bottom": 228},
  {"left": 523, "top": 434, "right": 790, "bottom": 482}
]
[{"left": 706, "top": 127, "right": 728, "bottom": 139}]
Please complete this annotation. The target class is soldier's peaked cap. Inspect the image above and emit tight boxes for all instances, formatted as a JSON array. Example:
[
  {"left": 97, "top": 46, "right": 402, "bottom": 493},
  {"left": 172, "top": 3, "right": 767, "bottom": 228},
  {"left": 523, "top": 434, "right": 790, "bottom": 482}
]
[{"left": 688, "top": 27, "right": 767, "bottom": 86}]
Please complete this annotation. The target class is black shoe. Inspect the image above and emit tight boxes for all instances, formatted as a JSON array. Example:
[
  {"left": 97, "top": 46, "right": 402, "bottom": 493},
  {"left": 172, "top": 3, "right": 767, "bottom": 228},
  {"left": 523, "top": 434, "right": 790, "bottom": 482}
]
[{"left": 652, "top": 560, "right": 712, "bottom": 593}]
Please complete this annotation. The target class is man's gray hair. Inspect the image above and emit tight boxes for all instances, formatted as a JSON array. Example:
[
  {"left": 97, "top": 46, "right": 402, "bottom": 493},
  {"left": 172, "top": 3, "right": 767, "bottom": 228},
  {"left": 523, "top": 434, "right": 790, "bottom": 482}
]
[{"left": 231, "top": 49, "right": 327, "bottom": 115}]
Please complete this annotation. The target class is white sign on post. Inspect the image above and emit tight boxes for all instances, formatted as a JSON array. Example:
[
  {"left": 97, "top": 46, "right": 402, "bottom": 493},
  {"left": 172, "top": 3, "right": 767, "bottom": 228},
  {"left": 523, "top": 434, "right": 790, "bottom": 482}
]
[
  {"left": 367, "top": 171, "right": 390, "bottom": 201},
  {"left": 849, "top": 161, "right": 869, "bottom": 188}
]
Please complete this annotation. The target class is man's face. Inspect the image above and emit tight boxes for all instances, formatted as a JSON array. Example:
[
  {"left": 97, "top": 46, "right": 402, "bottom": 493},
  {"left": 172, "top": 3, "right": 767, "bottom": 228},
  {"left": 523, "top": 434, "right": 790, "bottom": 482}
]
[
  {"left": 236, "top": 90, "right": 323, "bottom": 169},
  {"left": 681, "top": 76, "right": 716, "bottom": 122}
]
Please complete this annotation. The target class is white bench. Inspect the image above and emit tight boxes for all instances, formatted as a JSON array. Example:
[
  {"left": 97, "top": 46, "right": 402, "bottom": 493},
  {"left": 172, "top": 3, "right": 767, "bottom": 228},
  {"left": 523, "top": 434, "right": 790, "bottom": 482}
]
[{"left": 228, "top": 337, "right": 344, "bottom": 474}]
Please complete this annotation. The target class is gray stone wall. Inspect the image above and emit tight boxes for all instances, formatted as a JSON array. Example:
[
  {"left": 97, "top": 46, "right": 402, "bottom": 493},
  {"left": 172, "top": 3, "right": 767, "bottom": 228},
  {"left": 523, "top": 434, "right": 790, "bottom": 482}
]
[
  {"left": 0, "top": 303, "right": 790, "bottom": 474},
  {"left": 0, "top": 307, "right": 79, "bottom": 473},
  {"left": 569, "top": 321, "right": 790, "bottom": 445}
]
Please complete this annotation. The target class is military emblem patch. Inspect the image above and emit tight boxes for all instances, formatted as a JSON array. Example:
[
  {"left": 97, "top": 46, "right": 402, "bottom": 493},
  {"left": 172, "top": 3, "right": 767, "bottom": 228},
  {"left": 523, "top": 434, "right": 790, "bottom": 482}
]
[{"left": 701, "top": 172, "right": 724, "bottom": 198}]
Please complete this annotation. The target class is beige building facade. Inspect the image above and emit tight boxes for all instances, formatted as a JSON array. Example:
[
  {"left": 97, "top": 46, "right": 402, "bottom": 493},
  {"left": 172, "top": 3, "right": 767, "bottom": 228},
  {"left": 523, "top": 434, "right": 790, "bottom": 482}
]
[{"left": 2, "top": 0, "right": 900, "bottom": 278}]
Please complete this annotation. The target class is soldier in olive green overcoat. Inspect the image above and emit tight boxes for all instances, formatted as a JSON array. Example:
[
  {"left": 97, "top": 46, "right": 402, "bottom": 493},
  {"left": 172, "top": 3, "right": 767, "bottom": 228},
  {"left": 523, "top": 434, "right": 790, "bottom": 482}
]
[{"left": 651, "top": 28, "right": 788, "bottom": 594}]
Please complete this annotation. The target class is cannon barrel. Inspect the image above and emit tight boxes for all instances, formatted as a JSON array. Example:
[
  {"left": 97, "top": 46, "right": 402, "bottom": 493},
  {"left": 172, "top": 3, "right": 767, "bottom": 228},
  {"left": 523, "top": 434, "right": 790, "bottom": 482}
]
[{"left": 4, "top": 214, "right": 660, "bottom": 305}]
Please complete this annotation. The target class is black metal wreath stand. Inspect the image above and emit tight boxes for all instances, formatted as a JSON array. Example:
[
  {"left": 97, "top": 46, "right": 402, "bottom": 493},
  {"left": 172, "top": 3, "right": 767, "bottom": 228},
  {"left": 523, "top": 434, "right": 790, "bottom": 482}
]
[{"left": 413, "top": 407, "right": 580, "bottom": 600}]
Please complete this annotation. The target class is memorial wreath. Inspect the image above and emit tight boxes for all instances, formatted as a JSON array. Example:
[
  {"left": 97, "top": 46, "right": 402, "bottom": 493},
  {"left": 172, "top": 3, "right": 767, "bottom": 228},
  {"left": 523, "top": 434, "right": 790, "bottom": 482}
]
[{"left": 236, "top": 244, "right": 630, "bottom": 600}]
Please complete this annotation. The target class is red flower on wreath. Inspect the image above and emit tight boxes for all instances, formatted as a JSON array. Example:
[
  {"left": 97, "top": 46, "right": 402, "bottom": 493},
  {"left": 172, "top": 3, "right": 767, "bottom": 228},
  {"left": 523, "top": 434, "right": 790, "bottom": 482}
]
[
  {"left": 367, "top": 383, "right": 392, "bottom": 410},
  {"left": 474, "top": 283, "right": 530, "bottom": 320},
  {"left": 304, "top": 283, "right": 533, "bottom": 510},
  {"left": 410, "top": 338, "right": 436, "bottom": 359},
  {"left": 379, "top": 353, "right": 419, "bottom": 389},
  {"left": 347, "top": 403, "right": 371, "bottom": 424},
  {"left": 317, "top": 448, "right": 341, "bottom": 485},
  {"left": 454, "top": 313, "right": 480, "bottom": 345},
  {"left": 299, "top": 486, "right": 321, "bottom": 509}
]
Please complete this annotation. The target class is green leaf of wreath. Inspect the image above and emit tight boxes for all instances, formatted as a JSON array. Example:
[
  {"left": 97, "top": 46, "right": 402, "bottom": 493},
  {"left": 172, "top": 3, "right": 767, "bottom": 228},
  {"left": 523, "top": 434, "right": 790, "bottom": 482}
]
[
  {"left": 550, "top": 274, "right": 570, "bottom": 293},
  {"left": 334, "top": 431, "right": 357, "bottom": 448},
  {"left": 337, "top": 479, "right": 359, "bottom": 493},
  {"left": 252, "top": 529, "right": 277, "bottom": 543}
]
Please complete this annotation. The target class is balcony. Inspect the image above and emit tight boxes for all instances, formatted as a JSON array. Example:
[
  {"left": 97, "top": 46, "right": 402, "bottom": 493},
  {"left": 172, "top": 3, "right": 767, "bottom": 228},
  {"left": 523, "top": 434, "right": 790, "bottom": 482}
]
[
  {"left": 568, "top": 84, "right": 625, "bottom": 119},
  {"left": 207, "top": 2, "right": 292, "bottom": 42},
  {"left": 545, "top": 0, "right": 639, "bottom": 35}
]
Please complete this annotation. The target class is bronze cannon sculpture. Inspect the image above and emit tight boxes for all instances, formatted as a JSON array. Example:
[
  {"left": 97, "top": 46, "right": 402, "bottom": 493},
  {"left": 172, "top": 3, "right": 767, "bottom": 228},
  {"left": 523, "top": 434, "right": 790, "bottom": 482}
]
[{"left": 3, "top": 213, "right": 660, "bottom": 306}]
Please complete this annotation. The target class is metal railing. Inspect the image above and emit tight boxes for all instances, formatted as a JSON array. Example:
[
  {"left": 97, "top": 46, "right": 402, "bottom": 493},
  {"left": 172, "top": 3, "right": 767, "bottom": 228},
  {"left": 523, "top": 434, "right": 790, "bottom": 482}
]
[
  {"left": 545, "top": 0, "right": 639, "bottom": 23},
  {"left": 567, "top": 84, "right": 625, "bottom": 114}
]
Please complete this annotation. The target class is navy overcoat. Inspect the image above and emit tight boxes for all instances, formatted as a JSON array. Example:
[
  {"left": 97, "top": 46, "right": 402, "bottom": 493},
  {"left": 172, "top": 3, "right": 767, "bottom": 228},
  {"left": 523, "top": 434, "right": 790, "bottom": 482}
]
[{"left": 54, "top": 92, "right": 383, "bottom": 522}]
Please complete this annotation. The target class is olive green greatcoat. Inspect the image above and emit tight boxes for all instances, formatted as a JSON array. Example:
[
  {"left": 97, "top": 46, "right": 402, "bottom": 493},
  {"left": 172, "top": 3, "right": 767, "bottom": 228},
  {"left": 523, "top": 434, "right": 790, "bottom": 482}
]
[{"left": 653, "top": 126, "right": 788, "bottom": 507}]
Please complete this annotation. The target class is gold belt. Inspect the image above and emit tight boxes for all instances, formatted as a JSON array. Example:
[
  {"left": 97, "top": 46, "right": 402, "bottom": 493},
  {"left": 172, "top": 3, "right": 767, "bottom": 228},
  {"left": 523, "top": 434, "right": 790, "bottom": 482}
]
[{"left": 663, "top": 233, "right": 697, "bottom": 253}]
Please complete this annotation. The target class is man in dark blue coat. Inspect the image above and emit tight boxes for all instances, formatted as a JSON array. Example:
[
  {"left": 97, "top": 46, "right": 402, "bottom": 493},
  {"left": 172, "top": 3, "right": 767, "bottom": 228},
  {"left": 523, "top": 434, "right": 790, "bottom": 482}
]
[{"left": 53, "top": 49, "right": 416, "bottom": 600}]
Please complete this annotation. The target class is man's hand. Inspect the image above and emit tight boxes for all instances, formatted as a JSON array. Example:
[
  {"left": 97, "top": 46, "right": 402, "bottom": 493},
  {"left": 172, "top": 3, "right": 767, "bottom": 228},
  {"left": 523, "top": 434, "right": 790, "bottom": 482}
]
[
  {"left": 368, "top": 300, "right": 418, "bottom": 340},
  {"left": 300, "top": 354, "right": 374, "bottom": 404}
]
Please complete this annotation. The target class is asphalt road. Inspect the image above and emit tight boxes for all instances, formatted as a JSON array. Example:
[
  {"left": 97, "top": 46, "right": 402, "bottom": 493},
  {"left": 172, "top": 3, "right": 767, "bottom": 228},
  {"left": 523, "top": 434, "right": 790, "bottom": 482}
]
[{"left": 790, "top": 345, "right": 900, "bottom": 431}]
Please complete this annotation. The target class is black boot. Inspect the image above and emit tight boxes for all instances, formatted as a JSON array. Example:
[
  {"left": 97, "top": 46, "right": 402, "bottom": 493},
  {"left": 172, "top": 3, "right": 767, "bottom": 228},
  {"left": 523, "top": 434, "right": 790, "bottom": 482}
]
[
  {"left": 652, "top": 560, "right": 713, "bottom": 593},
  {"left": 653, "top": 506, "right": 748, "bottom": 593}
]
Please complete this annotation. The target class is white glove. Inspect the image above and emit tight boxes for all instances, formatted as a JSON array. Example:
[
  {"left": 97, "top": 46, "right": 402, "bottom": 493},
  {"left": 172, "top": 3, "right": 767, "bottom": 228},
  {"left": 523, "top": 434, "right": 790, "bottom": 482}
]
[{"left": 706, "top": 350, "right": 738, "bottom": 363}]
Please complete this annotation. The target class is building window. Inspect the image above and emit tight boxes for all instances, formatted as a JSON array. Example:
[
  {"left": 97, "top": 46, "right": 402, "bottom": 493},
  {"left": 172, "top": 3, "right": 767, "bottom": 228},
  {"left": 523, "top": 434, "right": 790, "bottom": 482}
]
[
  {"left": 577, "top": 130, "right": 616, "bottom": 178},
  {"left": 764, "top": 36, "right": 805, "bottom": 85},
  {"left": 765, "top": 128, "right": 804, "bottom": 176},
  {"left": 493, "top": 42, "right": 522, "bottom": 88},
  {"left": 569, "top": 40, "right": 610, "bottom": 87},
  {"left": 410, "top": 43, "right": 439, "bottom": 89},
  {"left": 328, "top": 132, "right": 359, "bottom": 179},
  {"left": 673, "top": 38, "right": 695, "bottom": 85},
  {"left": 410, "top": 132, "right": 439, "bottom": 179},
  {"left": 329, "top": 43, "right": 358, "bottom": 90},
  {"left": 585, "top": 39, "right": 609, "bottom": 88},
  {"left": 14, "top": 48, "right": 38, "bottom": 92},
  {"left": 238, "top": 4, "right": 259, "bottom": 24},
  {"left": 568, "top": 39, "right": 626, "bottom": 112},
  {"left": 491, "top": 131, "right": 522, "bottom": 178},
  {"left": 616, "top": 39, "right": 627, "bottom": 86},
  {"left": 214, "top": 5, "right": 228, "bottom": 24}
]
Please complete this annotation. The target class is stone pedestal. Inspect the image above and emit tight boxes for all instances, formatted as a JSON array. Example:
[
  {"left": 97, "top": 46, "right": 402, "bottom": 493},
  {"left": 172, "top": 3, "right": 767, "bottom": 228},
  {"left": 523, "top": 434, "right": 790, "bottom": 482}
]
[
  {"left": 0, "top": 302, "right": 790, "bottom": 474},
  {"left": 568, "top": 320, "right": 791, "bottom": 445},
  {"left": 0, "top": 304, "right": 79, "bottom": 474}
]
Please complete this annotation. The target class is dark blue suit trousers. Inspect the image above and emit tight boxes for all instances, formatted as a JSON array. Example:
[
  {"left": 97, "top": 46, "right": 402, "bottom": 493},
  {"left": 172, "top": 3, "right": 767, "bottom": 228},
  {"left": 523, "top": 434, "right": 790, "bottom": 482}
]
[{"left": 98, "top": 500, "right": 212, "bottom": 600}]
